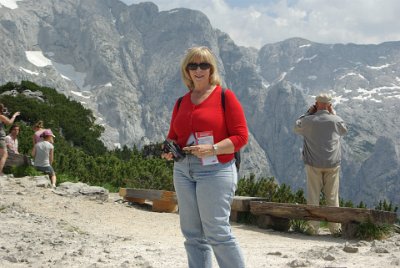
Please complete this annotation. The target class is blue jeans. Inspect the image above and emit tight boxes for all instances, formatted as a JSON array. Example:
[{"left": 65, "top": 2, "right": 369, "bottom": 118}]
[{"left": 174, "top": 155, "right": 245, "bottom": 268}]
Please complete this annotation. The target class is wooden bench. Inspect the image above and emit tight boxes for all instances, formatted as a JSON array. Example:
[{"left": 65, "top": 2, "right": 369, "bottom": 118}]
[
  {"left": 230, "top": 196, "right": 268, "bottom": 222},
  {"left": 250, "top": 201, "right": 398, "bottom": 238},
  {"left": 119, "top": 188, "right": 178, "bottom": 213},
  {"left": 4, "top": 152, "right": 31, "bottom": 167}
]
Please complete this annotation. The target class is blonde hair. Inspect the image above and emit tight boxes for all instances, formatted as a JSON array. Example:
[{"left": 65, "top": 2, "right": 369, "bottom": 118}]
[
  {"left": 180, "top": 46, "right": 221, "bottom": 90},
  {"left": 33, "top": 120, "right": 44, "bottom": 129}
]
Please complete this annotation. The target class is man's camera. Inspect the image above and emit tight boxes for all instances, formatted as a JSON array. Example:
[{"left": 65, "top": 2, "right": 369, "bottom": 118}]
[{"left": 163, "top": 140, "right": 186, "bottom": 161}]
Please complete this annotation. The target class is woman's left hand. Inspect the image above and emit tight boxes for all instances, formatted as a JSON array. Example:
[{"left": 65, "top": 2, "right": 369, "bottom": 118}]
[{"left": 183, "top": 144, "right": 214, "bottom": 158}]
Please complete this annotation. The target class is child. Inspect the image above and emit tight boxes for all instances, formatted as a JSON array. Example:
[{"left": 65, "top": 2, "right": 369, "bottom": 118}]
[{"left": 32, "top": 129, "right": 56, "bottom": 188}]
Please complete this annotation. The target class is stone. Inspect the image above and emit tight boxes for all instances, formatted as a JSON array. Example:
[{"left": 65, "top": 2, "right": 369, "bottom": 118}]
[
  {"left": 35, "top": 176, "right": 51, "bottom": 188},
  {"left": 343, "top": 243, "right": 359, "bottom": 253}
]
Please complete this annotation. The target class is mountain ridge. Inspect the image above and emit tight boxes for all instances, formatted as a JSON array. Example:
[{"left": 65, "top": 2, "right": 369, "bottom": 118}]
[{"left": 0, "top": 0, "right": 399, "bottom": 207}]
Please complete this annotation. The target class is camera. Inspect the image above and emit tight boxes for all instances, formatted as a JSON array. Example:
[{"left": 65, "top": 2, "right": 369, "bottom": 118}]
[{"left": 163, "top": 140, "right": 186, "bottom": 161}]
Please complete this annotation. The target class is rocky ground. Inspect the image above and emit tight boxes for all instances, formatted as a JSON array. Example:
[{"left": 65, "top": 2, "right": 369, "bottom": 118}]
[{"left": 0, "top": 175, "right": 399, "bottom": 267}]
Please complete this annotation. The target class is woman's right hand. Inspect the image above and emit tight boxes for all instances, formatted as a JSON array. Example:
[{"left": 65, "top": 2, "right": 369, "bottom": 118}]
[
  {"left": 161, "top": 152, "right": 174, "bottom": 161},
  {"left": 161, "top": 139, "right": 178, "bottom": 161}
]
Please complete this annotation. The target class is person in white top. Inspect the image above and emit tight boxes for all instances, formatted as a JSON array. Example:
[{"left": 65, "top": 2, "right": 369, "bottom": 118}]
[{"left": 5, "top": 124, "right": 20, "bottom": 154}]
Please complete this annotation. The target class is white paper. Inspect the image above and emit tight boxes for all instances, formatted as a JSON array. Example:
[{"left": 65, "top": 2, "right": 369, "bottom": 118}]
[{"left": 195, "top": 131, "right": 219, "bottom": 166}]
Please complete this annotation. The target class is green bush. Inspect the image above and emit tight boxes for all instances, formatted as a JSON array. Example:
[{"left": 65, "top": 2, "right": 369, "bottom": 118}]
[
  {"left": 236, "top": 174, "right": 306, "bottom": 204},
  {"left": 0, "top": 81, "right": 173, "bottom": 191},
  {"left": 375, "top": 200, "right": 398, "bottom": 212},
  {"left": 356, "top": 221, "right": 393, "bottom": 240},
  {"left": 4, "top": 165, "right": 42, "bottom": 177},
  {"left": 290, "top": 219, "right": 308, "bottom": 233}
]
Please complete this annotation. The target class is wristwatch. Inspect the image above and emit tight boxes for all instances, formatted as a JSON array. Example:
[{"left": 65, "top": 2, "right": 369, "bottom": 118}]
[{"left": 212, "top": 144, "right": 219, "bottom": 155}]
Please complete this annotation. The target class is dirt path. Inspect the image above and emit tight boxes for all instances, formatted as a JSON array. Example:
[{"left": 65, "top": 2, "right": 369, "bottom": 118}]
[{"left": 0, "top": 175, "right": 399, "bottom": 267}]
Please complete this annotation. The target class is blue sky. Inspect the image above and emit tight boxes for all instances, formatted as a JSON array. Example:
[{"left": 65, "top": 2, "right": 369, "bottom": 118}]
[{"left": 121, "top": 0, "right": 400, "bottom": 49}]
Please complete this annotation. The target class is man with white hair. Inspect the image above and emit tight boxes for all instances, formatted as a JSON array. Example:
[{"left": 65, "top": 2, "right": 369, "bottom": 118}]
[{"left": 294, "top": 93, "right": 348, "bottom": 235}]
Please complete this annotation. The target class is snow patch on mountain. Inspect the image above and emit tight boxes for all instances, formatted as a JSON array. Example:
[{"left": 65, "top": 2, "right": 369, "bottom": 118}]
[
  {"left": 0, "top": 0, "right": 21, "bottom": 9},
  {"left": 52, "top": 62, "right": 90, "bottom": 91},
  {"left": 71, "top": 91, "right": 91, "bottom": 99},
  {"left": 333, "top": 95, "right": 349, "bottom": 104},
  {"left": 338, "top": 73, "right": 366, "bottom": 80},
  {"left": 25, "top": 51, "right": 52, "bottom": 67},
  {"left": 303, "top": 54, "right": 317, "bottom": 61},
  {"left": 19, "top": 67, "right": 39, "bottom": 76},
  {"left": 277, "top": 72, "right": 287, "bottom": 82},
  {"left": 366, "top": 63, "right": 393, "bottom": 70},
  {"left": 60, "top": 74, "right": 71, "bottom": 81},
  {"left": 353, "top": 86, "right": 400, "bottom": 101}
]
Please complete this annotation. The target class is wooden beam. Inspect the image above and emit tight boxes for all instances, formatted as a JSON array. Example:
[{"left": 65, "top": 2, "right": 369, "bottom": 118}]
[
  {"left": 231, "top": 196, "right": 268, "bottom": 212},
  {"left": 250, "top": 201, "right": 397, "bottom": 225},
  {"left": 152, "top": 200, "right": 178, "bottom": 213},
  {"left": 124, "top": 196, "right": 146, "bottom": 204},
  {"left": 119, "top": 188, "right": 177, "bottom": 203},
  {"left": 119, "top": 188, "right": 178, "bottom": 213}
]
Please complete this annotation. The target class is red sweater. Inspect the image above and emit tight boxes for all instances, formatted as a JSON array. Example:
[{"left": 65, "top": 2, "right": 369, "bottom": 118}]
[{"left": 167, "top": 85, "right": 248, "bottom": 163}]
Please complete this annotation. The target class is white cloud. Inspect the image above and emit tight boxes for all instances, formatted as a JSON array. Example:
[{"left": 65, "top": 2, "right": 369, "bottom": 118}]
[{"left": 121, "top": 0, "right": 400, "bottom": 48}]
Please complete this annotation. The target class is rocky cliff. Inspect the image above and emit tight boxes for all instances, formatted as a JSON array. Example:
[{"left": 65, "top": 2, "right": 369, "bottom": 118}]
[{"left": 0, "top": 0, "right": 399, "bottom": 207}]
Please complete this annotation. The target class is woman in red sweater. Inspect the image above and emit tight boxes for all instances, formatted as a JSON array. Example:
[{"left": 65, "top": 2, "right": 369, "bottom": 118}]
[{"left": 163, "top": 46, "right": 248, "bottom": 268}]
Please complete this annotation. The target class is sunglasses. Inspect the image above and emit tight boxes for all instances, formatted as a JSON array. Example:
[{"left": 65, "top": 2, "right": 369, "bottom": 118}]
[{"left": 187, "top": 62, "right": 211, "bottom": 71}]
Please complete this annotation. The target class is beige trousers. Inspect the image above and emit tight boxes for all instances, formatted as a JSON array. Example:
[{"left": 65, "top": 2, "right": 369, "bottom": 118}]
[{"left": 305, "top": 164, "right": 341, "bottom": 233}]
